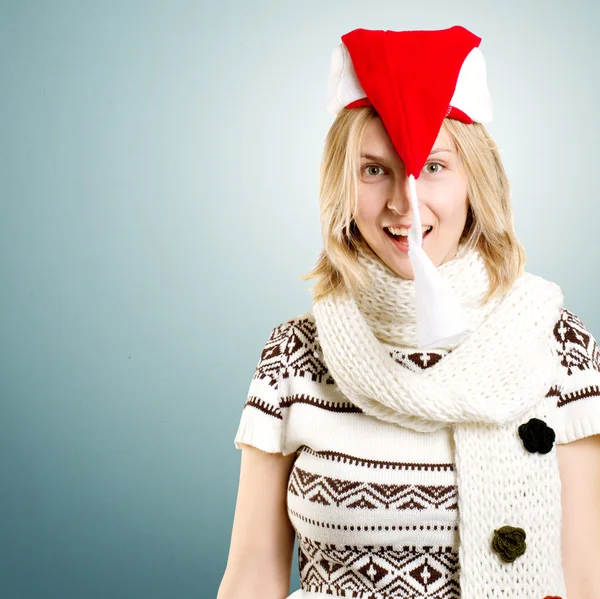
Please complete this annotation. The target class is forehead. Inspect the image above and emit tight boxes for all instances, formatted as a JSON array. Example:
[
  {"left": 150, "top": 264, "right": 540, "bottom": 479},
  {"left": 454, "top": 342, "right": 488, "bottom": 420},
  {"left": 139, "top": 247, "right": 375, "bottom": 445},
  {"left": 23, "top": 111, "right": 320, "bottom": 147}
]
[{"left": 360, "top": 116, "right": 455, "bottom": 157}]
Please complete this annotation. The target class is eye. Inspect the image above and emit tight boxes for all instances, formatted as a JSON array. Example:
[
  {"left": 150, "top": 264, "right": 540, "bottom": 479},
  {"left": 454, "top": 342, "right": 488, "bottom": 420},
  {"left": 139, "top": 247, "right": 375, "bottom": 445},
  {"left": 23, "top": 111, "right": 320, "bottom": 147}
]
[
  {"left": 362, "top": 165, "right": 386, "bottom": 177},
  {"left": 424, "top": 162, "right": 444, "bottom": 174}
]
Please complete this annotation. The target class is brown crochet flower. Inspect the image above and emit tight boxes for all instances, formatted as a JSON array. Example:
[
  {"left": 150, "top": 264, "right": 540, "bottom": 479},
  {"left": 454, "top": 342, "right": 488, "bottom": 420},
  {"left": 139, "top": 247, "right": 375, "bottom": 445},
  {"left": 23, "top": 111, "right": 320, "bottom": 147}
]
[
  {"left": 518, "top": 418, "right": 556, "bottom": 454},
  {"left": 491, "top": 526, "right": 526, "bottom": 562}
]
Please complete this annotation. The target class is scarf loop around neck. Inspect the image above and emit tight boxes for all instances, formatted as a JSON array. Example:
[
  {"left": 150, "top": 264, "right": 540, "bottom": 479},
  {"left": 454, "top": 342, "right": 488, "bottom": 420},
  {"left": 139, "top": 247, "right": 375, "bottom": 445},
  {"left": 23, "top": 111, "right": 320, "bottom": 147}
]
[{"left": 311, "top": 242, "right": 568, "bottom": 597}]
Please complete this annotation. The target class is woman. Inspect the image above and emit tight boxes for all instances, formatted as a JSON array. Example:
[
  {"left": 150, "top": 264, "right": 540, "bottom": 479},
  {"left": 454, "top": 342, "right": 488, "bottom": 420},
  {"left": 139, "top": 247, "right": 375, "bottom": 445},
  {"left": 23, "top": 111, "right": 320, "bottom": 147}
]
[{"left": 218, "top": 26, "right": 600, "bottom": 599}]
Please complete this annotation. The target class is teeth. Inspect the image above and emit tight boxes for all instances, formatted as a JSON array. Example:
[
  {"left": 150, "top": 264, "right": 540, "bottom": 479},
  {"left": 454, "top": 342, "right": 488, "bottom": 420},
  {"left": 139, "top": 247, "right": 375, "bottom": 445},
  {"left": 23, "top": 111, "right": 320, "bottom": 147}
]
[{"left": 387, "top": 225, "right": 432, "bottom": 237}]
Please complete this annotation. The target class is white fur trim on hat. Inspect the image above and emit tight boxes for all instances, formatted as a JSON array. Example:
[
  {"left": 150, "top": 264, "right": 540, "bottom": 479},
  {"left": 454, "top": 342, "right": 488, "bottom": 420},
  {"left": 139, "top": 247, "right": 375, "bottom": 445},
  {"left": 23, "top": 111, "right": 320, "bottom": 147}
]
[
  {"left": 326, "top": 44, "right": 366, "bottom": 115},
  {"left": 449, "top": 47, "right": 493, "bottom": 123}
]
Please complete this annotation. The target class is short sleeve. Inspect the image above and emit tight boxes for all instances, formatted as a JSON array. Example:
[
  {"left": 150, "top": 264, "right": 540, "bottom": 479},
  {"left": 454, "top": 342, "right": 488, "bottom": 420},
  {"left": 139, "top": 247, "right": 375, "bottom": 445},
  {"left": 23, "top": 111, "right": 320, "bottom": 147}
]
[
  {"left": 234, "top": 319, "right": 293, "bottom": 454},
  {"left": 550, "top": 308, "right": 600, "bottom": 444}
]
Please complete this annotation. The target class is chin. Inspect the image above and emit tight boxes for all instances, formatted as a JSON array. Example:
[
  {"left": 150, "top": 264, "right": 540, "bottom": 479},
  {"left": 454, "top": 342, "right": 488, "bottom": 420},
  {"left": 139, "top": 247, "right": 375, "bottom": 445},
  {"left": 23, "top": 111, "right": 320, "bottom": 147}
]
[
  {"left": 385, "top": 245, "right": 451, "bottom": 279},
  {"left": 381, "top": 253, "right": 415, "bottom": 279},
  {"left": 364, "top": 234, "right": 456, "bottom": 279}
]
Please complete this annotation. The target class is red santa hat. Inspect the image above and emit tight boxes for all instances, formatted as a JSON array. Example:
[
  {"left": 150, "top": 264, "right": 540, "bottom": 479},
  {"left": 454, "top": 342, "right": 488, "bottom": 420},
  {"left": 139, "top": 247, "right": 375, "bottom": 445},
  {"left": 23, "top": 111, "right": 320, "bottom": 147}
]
[{"left": 327, "top": 26, "right": 493, "bottom": 349}]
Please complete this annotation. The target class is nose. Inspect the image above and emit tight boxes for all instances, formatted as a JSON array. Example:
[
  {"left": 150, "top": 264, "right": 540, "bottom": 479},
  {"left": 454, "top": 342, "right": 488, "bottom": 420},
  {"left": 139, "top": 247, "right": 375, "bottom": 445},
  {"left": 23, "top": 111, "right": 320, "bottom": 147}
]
[{"left": 386, "top": 175, "right": 412, "bottom": 215}]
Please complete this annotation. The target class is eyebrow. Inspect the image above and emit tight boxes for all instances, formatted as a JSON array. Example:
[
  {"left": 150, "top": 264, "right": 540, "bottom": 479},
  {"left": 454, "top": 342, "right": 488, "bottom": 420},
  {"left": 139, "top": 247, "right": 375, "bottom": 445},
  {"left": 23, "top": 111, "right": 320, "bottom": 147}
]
[
  {"left": 360, "top": 147, "right": 453, "bottom": 162},
  {"left": 429, "top": 147, "right": 453, "bottom": 155},
  {"left": 360, "top": 153, "right": 387, "bottom": 162}
]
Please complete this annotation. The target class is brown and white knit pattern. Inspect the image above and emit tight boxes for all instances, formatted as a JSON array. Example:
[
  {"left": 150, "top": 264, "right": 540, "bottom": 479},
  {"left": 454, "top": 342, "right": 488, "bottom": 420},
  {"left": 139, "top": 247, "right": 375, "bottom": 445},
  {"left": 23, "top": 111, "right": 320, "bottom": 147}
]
[
  {"left": 310, "top": 244, "right": 571, "bottom": 598},
  {"left": 234, "top": 310, "right": 600, "bottom": 599}
]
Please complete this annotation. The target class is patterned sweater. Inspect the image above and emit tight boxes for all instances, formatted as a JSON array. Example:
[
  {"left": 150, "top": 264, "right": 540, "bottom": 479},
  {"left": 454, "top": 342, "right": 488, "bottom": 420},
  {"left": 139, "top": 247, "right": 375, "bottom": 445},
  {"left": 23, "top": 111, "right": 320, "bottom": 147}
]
[{"left": 234, "top": 308, "right": 600, "bottom": 599}]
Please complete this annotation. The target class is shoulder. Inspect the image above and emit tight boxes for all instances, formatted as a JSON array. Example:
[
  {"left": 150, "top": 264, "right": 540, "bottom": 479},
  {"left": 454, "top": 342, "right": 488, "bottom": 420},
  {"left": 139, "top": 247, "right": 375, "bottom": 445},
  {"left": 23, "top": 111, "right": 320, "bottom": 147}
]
[
  {"left": 519, "top": 271, "right": 564, "bottom": 304},
  {"left": 509, "top": 271, "right": 600, "bottom": 443},
  {"left": 548, "top": 306, "right": 600, "bottom": 444},
  {"left": 234, "top": 313, "right": 317, "bottom": 455},
  {"left": 257, "top": 310, "right": 334, "bottom": 385},
  {"left": 508, "top": 272, "right": 564, "bottom": 327},
  {"left": 551, "top": 307, "right": 600, "bottom": 378},
  {"left": 517, "top": 273, "right": 599, "bottom": 368},
  {"left": 256, "top": 311, "right": 320, "bottom": 379},
  {"left": 264, "top": 311, "right": 317, "bottom": 358}
]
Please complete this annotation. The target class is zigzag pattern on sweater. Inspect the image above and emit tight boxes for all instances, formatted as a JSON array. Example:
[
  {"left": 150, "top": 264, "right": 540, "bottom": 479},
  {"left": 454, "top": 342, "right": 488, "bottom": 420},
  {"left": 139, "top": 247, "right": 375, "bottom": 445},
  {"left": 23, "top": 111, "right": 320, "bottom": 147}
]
[
  {"left": 288, "top": 466, "right": 458, "bottom": 511},
  {"left": 237, "top": 304, "right": 600, "bottom": 599}
]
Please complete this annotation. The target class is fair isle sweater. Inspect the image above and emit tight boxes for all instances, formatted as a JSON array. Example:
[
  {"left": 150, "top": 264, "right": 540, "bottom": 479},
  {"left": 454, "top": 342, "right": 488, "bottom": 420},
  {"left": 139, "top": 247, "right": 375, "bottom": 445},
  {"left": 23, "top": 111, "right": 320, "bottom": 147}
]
[{"left": 234, "top": 308, "right": 600, "bottom": 599}]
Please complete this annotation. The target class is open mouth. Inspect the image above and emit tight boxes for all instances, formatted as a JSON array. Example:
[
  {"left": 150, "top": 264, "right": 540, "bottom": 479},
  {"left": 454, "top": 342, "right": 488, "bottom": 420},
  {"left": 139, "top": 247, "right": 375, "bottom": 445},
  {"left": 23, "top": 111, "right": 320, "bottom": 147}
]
[{"left": 384, "top": 225, "right": 433, "bottom": 252}]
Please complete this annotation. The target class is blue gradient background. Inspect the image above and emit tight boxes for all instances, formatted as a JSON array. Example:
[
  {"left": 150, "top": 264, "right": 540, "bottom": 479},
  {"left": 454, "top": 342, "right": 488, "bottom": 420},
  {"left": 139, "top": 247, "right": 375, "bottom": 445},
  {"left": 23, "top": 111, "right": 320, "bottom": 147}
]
[{"left": 1, "top": 1, "right": 599, "bottom": 598}]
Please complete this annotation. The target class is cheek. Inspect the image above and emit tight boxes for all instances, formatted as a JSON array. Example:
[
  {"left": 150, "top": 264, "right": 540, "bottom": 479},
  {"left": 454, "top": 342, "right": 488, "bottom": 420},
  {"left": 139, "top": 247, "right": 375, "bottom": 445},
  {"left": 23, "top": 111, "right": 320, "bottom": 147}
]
[
  {"left": 427, "top": 182, "right": 468, "bottom": 225},
  {"left": 356, "top": 184, "right": 388, "bottom": 224}
]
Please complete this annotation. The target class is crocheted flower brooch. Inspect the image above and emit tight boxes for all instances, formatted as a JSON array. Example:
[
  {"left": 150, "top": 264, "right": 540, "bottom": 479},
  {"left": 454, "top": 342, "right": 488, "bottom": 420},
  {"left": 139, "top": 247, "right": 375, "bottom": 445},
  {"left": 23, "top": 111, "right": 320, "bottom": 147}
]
[
  {"left": 491, "top": 526, "right": 526, "bottom": 562},
  {"left": 518, "top": 418, "right": 556, "bottom": 454}
]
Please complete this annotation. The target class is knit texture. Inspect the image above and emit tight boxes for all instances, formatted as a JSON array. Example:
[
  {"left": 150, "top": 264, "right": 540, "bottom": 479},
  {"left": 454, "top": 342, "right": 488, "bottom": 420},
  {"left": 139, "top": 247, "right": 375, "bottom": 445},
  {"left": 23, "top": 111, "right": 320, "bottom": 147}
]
[
  {"left": 235, "top": 246, "right": 600, "bottom": 598},
  {"left": 235, "top": 308, "right": 600, "bottom": 598},
  {"left": 312, "top": 243, "right": 562, "bottom": 431},
  {"left": 310, "top": 243, "right": 566, "bottom": 597},
  {"left": 353, "top": 241, "right": 494, "bottom": 351}
]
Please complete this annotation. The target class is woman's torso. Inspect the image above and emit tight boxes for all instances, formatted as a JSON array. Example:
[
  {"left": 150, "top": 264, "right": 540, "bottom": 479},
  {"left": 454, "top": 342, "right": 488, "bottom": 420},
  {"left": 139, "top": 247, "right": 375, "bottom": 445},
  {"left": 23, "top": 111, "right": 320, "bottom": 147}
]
[
  {"left": 236, "top": 307, "right": 590, "bottom": 598},
  {"left": 281, "top": 312, "right": 464, "bottom": 598}
]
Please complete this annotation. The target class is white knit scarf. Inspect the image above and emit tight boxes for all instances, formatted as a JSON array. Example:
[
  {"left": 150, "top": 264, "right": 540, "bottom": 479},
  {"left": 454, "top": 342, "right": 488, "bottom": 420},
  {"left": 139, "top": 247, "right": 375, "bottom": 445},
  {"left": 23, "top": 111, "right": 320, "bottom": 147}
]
[{"left": 311, "top": 241, "right": 568, "bottom": 598}]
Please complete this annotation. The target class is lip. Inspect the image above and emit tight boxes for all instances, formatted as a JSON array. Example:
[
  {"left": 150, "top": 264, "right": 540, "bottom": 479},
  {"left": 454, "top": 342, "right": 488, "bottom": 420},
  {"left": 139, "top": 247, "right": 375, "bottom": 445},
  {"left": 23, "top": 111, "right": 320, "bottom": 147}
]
[
  {"left": 384, "top": 224, "right": 433, "bottom": 230},
  {"left": 385, "top": 226, "right": 433, "bottom": 253}
]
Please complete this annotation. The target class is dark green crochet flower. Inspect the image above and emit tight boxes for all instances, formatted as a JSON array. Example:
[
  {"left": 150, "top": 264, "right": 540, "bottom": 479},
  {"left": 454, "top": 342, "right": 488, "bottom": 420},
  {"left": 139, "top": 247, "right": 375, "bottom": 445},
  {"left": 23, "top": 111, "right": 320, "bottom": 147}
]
[{"left": 491, "top": 526, "right": 527, "bottom": 562}]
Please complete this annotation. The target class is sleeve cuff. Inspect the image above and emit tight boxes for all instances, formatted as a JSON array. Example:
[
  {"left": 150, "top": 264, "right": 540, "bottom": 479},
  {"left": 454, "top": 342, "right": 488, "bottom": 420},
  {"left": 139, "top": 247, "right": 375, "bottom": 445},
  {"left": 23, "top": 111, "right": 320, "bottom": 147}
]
[
  {"left": 554, "top": 399, "right": 600, "bottom": 444},
  {"left": 234, "top": 405, "right": 284, "bottom": 454}
]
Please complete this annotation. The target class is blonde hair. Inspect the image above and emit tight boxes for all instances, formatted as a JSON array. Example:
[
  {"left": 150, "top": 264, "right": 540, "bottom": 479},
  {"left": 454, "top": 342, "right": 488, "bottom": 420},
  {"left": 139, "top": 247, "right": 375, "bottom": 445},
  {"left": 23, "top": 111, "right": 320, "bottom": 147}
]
[{"left": 300, "top": 107, "right": 526, "bottom": 303}]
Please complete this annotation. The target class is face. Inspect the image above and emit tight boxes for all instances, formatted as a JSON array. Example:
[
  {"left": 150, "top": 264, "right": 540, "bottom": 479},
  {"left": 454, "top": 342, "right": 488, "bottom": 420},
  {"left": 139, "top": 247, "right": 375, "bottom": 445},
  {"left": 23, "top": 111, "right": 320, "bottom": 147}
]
[{"left": 353, "top": 117, "right": 469, "bottom": 279}]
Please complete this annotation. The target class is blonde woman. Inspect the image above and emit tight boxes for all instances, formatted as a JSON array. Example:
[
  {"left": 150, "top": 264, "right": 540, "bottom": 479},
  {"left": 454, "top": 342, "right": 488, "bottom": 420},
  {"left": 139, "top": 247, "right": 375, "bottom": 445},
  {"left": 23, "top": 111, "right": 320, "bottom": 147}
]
[{"left": 218, "top": 26, "right": 600, "bottom": 599}]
